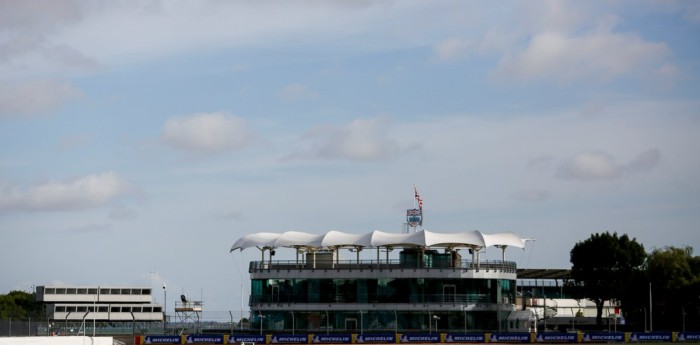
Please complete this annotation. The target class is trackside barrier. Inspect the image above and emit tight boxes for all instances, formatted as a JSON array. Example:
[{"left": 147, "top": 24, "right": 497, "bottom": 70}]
[{"left": 135, "top": 332, "right": 700, "bottom": 344}]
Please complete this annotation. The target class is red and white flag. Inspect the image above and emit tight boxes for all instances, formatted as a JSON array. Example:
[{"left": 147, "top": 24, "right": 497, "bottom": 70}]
[{"left": 414, "top": 186, "right": 423, "bottom": 210}]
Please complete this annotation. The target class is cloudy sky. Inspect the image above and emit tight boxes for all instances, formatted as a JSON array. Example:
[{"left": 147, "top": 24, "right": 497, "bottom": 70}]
[{"left": 1, "top": 1, "right": 699, "bottom": 318}]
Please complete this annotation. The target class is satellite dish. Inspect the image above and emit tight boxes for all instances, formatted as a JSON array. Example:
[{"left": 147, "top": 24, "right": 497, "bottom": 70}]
[{"left": 180, "top": 294, "right": 187, "bottom": 303}]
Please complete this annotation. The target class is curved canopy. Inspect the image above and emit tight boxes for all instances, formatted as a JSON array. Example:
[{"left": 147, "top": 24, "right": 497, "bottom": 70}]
[
  {"left": 230, "top": 232, "right": 281, "bottom": 251},
  {"left": 230, "top": 229, "right": 528, "bottom": 252}
]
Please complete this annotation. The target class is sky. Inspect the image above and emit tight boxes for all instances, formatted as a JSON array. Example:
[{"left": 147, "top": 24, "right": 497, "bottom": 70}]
[{"left": 1, "top": 0, "right": 700, "bottom": 320}]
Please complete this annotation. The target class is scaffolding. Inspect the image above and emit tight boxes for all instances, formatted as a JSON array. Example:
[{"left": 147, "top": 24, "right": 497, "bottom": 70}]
[{"left": 174, "top": 294, "right": 202, "bottom": 334}]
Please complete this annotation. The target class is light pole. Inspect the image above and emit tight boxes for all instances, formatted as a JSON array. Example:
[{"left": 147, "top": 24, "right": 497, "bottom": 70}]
[
  {"left": 433, "top": 315, "right": 440, "bottom": 333},
  {"left": 359, "top": 311, "right": 363, "bottom": 335},
  {"left": 649, "top": 283, "right": 653, "bottom": 332},
  {"left": 290, "top": 311, "right": 295, "bottom": 334},
  {"left": 163, "top": 284, "right": 167, "bottom": 334},
  {"left": 258, "top": 311, "right": 265, "bottom": 335},
  {"left": 462, "top": 306, "right": 467, "bottom": 333},
  {"left": 682, "top": 307, "right": 686, "bottom": 333},
  {"left": 394, "top": 310, "right": 398, "bottom": 335}
]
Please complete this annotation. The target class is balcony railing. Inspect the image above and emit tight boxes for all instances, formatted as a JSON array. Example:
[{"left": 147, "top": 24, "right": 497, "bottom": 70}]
[
  {"left": 249, "top": 259, "right": 517, "bottom": 274},
  {"left": 249, "top": 292, "right": 496, "bottom": 305}
]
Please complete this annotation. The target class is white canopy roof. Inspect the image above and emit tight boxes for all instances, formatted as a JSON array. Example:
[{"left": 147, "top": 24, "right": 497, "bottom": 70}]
[{"left": 230, "top": 230, "right": 527, "bottom": 252}]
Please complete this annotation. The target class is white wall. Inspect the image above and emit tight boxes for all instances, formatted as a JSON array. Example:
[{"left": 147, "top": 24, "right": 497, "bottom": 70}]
[{"left": 0, "top": 337, "right": 113, "bottom": 345}]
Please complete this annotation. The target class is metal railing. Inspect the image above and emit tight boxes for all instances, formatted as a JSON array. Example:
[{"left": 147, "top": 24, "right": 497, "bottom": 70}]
[{"left": 249, "top": 259, "right": 517, "bottom": 273}]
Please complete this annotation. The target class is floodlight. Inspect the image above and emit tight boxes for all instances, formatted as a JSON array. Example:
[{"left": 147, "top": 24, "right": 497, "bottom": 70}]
[{"left": 180, "top": 294, "right": 187, "bottom": 303}]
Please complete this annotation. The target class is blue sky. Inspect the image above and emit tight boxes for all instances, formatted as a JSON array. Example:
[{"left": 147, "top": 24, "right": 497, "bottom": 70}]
[{"left": 1, "top": 1, "right": 699, "bottom": 318}]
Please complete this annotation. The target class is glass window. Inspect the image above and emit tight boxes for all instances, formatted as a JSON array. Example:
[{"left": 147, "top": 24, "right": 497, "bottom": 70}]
[
  {"left": 142, "top": 289, "right": 151, "bottom": 295},
  {"left": 98, "top": 306, "right": 108, "bottom": 312},
  {"left": 88, "top": 288, "right": 97, "bottom": 294},
  {"left": 111, "top": 289, "right": 120, "bottom": 294},
  {"left": 56, "top": 306, "right": 66, "bottom": 312},
  {"left": 100, "top": 288, "right": 110, "bottom": 295},
  {"left": 67, "top": 306, "right": 77, "bottom": 312},
  {"left": 131, "top": 307, "right": 142, "bottom": 313},
  {"left": 111, "top": 306, "right": 120, "bottom": 312},
  {"left": 56, "top": 288, "right": 66, "bottom": 294},
  {"left": 121, "top": 289, "right": 131, "bottom": 295},
  {"left": 153, "top": 306, "right": 162, "bottom": 312},
  {"left": 77, "top": 288, "right": 87, "bottom": 294},
  {"left": 77, "top": 306, "right": 87, "bottom": 312},
  {"left": 143, "top": 307, "right": 152, "bottom": 312},
  {"left": 67, "top": 288, "right": 76, "bottom": 294},
  {"left": 46, "top": 288, "right": 56, "bottom": 294}
]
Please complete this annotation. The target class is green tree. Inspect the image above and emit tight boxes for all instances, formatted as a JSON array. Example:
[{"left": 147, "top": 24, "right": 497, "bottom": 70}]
[
  {"left": 646, "top": 246, "right": 700, "bottom": 331},
  {"left": 0, "top": 290, "right": 44, "bottom": 320},
  {"left": 569, "top": 232, "right": 646, "bottom": 326}
]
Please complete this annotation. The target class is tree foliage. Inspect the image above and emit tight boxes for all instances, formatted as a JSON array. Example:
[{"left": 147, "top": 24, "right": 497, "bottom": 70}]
[
  {"left": 569, "top": 232, "right": 646, "bottom": 325},
  {"left": 0, "top": 290, "right": 44, "bottom": 320},
  {"left": 646, "top": 246, "right": 700, "bottom": 331}
]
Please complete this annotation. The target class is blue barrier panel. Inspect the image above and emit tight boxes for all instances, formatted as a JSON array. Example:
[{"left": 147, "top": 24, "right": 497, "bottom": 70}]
[
  {"left": 143, "top": 335, "right": 182, "bottom": 344},
  {"left": 399, "top": 333, "right": 441, "bottom": 343},
  {"left": 582, "top": 332, "right": 624, "bottom": 343},
  {"left": 270, "top": 334, "right": 309, "bottom": 343},
  {"left": 629, "top": 332, "right": 672, "bottom": 342},
  {"left": 489, "top": 333, "right": 531, "bottom": 343},
  {"left": 534, "top": 333, "right": 577, "bottom": 343},
  {"left": 311, "top": 334, "right": 352, "bottom": 343},
  {"left": 186, "top": 334, "right": 224, "bottom": 344},
  {"left": 356, "top": 334, "right": 396, "bottom": 343},
  {"left": 678, "top": 333, "right": 700, "bottom": 342},
  {"left": 229, "top": 335, "right": 266, "bottom": 344},
  {"left": 445, "top": 333, "right": 486, "bottom": 343}
]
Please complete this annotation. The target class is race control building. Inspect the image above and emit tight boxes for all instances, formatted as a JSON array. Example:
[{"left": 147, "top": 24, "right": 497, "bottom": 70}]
[{"left": 230, "top": 230, "right": 532, "bottom": 334}]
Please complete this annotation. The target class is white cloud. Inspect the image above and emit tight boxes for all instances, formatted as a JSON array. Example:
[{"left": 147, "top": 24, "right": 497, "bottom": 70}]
[
  {"left": 429, "top": 2, "right": 674, "bottom": 85},
  {"left": 557, "top": 149, "right": 661, "bottom": 181},
  {"left": 0, "top": 80, "right": 83, "bottom": 118},
  {"left": 278, "top": 83, "right": 318, "bottom": 102},
  {"left": 161, "top": 112, "right": 253, "bottom": 154},
  {"left": 66, "top": 223, "right": 112, "bottom": 234},
  {"left": 0, "top": 172, "right": 138, "bottom": 212},
  {"left": 433, "top": 38, "right": 472, "bottom": 62},
  {"left": 496, "top": 30, "right": 670, "bottom": 83},
  {"left": 558, "top": 151, "right": 619, "bottom": 180},
  {"left": 0, "top": 0, "right": 98, "bottom": 78},
  {"left": 109, "top": 205, "right": 137, "bottom": 220},
  {"left": 301, "top": 117, "right": 400, "bottom": 161},
  {"left": 512, "top": 189, "right": 551, "bottom": 202}
]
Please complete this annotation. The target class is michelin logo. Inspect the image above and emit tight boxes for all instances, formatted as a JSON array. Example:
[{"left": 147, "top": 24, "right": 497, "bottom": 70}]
[{"left": 445, "top": 334, "right": 485, "bottom": 343}]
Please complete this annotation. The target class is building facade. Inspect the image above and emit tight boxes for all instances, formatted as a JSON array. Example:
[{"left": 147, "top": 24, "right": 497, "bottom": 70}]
[
  {"left": 36, "top": 285, "right": 164, "bottom": 322},
  {"left": 232, "top": 230, "right": 530, "bottom": 334}
]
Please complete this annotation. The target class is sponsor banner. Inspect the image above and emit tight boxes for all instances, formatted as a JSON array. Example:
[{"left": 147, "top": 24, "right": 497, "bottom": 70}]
[
  {"left": 270, "top": 334, "right": 309, "bottom": 343},
  {"left": 186, "top": 334, "right": 224, "bottom": 344},
  {"left": 535, "top": 333, "right": 577, "bottom": 343},
  {"left": 311, "top": 334, "right": 352, "bottom": 343},
  {"left": 678, "top": 332, "right": 700, "bottom": 342},
  {"left": 229, "top": 335, "right": 267, "bottom": 344},
  {"left": 629, "top": 332, "right": 672, "bottom": 342},
  {"left": 445, "top": 333, "right": 486, "bottom": 343},
  {"left": 143, "top": 335, "right": 182, "bottom": 344},
  {"left": 581, "top": 332, "right": 624, "bottom": 342},
  {"left": 489, "top": 333, "right": 531, "bottom": 343},
  {"left": 356, "top": 334, "right": 396, "bottom": 343},
  {"left": 399, "top": 333, "right": 441, "bottom": 343}
]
